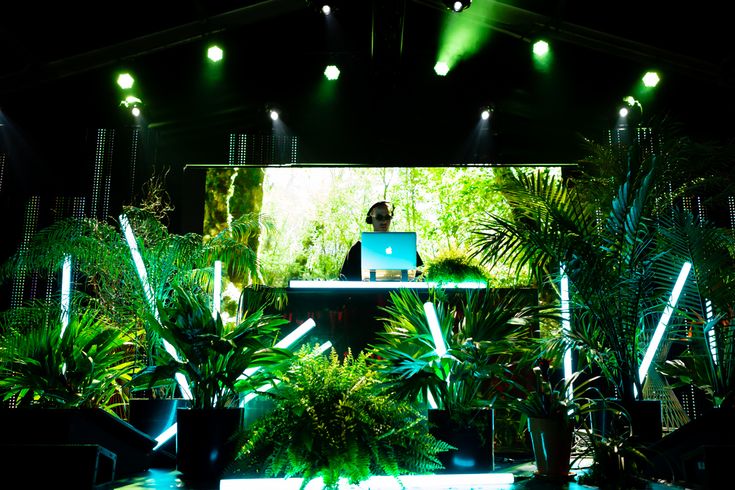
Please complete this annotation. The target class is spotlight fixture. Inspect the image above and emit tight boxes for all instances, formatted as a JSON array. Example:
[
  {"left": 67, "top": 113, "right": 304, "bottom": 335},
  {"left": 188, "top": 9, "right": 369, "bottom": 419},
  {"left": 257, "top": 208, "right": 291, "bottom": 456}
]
[
  {"left": 306, "top": 1, "right": 339, "bottom": 15},
  {"left": 269, "top": 108, "right": 280, "bottom": 121},
  {"left": 207, "top": 44, "right": 224, "bottom": 62},
  {"left": 480, "top": 106, "right": 493, "bottom": 120},
  {"left": 116, "top": 72, "right": 134, "bottom": 90},
  {"left": 324, "top": 64, "right": 340, "bottom": 80},
  {"left": 642, "top": 71, "right": 660, "bottom": 87},
  {"left": 434, "top": 61, "right": 449, "bottom": 76},
  {"left": 532, "top": 39, "right": 549, "bottom": 57},
  {"left": 443, "top": 0, "right": 471, "bottom": 12},
  {"left": 120, "top": 95, "right": 143, "bottom": 117}
]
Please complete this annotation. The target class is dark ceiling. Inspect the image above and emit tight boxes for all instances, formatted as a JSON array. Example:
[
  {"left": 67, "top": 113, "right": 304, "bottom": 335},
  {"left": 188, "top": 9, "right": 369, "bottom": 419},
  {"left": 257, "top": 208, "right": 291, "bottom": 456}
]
[{"left": 0, "top": 0, "right": 733, "bottom": 166}]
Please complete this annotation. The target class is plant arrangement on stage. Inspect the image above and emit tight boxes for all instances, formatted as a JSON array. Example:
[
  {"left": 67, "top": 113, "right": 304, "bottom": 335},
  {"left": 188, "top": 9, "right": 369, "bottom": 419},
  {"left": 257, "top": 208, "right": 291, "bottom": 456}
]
[
  {"left": 130, "top": 285, "right": 293, "bottom": 409},
  {"left": 0, "top": 304, "right": 140, "bottom": 412},
  {"left": 470, "top": 141, "right": 717, "bottom": 405},
  {"left": 369, "top": 287, "right": 540, "bottom": 422},
  {"left": 574, "top": 413, "right": 653, "bottom": 490},
  {"left": 0, "top": 177, "right": 271, "bottom": 380},
  {"left": 501, "top": 358, "right": 601, "bottom": 426},
  {"left": 659, "top": 320, "right": 735, "bottom": 410},
  {"left": 654, "top": 210, "right": 735, "bottom": 410},
  {"left": 230, "top": 345, "right": 452, "bottom": 489}
]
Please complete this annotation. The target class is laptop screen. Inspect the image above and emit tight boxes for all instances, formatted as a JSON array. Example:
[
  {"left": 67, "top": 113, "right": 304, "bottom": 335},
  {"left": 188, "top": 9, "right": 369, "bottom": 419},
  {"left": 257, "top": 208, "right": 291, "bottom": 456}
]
[{"left": 361, "top": 232, "right": 417, "bottom": 273}]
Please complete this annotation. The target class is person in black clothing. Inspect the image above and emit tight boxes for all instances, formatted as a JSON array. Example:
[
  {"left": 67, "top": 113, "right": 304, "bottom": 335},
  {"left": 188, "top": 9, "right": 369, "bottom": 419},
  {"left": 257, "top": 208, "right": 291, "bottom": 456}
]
[{"left": 339, "top": 200, "right": 423, "bottom": 280}]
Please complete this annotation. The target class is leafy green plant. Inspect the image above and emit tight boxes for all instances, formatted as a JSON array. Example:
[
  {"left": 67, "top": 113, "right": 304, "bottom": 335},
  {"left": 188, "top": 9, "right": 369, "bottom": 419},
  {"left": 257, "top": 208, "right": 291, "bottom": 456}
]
[
  {"left": 0, "top": 304, "right": 140, "bottom": 412},
  {"left": 471, "top": 157, "right": 700, "bottom": 404},
  {"left": 500, "top": 358, "right": 600, "bottom": 426},
  {"left": 423, "top": 250, "right": 488, "bottom": 285},
  {"left": 573, "top": 402, "right": 652, "bottom": 490},
  {"left": 369, "top": 287, "right": 539, "bottom": 422},
  {"left": 659, "top": 318, "right": 735, "bottom": 410},
  {"left": 654, "top": 209, "right": 735, "bottom": 410},
  {"left": 0, "top": 197, "right": 270, "bottom": 372},
  {"left": 130, "top": 286, "right": 292, "bottom": 409},
  {"left": 230, "top": 346, "right": 452, "bottom": 489}
]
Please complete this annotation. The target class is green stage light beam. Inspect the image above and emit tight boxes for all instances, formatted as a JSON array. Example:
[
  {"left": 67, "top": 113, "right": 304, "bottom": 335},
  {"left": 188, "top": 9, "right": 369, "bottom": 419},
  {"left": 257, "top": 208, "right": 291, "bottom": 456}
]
[
  {"left": 436, "top": 0, "right": 496, "bottom": 74},
  {"left": 532, "top": 39, "right": 552, "bottom": 72}
]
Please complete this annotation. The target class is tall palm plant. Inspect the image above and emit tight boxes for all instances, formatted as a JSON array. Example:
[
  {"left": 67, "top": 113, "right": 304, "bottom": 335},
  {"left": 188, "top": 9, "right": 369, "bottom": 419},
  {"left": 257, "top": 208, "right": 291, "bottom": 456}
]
[
  {"left": 655, "top": 209, "right": 735, "bottom": 409},
  {"left": 471, "top": 151, "right": 693, "bottom": 403}
]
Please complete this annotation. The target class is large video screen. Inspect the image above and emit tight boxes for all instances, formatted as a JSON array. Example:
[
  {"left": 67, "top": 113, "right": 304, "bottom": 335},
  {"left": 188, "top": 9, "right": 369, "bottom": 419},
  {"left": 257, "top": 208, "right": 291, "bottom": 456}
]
[{"left": 204, "top": 166, "right": 560, "bottom": 287}]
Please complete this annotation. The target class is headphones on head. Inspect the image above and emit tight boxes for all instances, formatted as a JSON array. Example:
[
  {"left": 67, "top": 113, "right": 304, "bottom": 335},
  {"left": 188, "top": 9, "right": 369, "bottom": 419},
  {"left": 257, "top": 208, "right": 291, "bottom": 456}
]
[{"left": 365, "top": 201, "right": 393, "bottom": 224}]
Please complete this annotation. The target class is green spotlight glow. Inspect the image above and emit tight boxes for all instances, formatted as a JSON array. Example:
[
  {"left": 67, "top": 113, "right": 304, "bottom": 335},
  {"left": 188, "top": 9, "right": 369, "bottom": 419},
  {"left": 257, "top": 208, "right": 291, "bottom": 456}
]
[
  {"left": 324, "top": 65, "right": 340, "bottom": 80},
  {"left": 642, "top": 71, "right": 660, "bottom": 87},
  {"left": 116, "top": 73, "right": 134, "bottom": 89},
  {"left": 207, "top": 45, "right": 224, "bottom": 62},
  {"left": 532, "top": 40, "right": 549, "bottom": 57},
  {"left": 434, "top": 61, "right": 449, "bottom": 76},
  {"left": 436, "top": 1, "right": 495, "bottom": 72},
  {"left": 532, "top": 39, "right": 552, "bottom": 72}
]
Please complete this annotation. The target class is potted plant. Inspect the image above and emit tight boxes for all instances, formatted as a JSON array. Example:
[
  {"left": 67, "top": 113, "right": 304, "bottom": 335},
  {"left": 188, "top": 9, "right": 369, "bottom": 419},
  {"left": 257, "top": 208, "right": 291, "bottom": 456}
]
[
  {"left": 0, "top": 303, "right": 156, "bottom": 480},
  {"left": 369, "top": 286, "right": 539, "bottom": 472},
  {"left": 130, "top": 285, "right": 293, "bottom": 484},
  {"left": 501, "top": 358, "right": 602, "bottom": 480},
  {"left": 470, "top": 148, "right": 708, "bottom": 442},
  {"left": 229, "top": 345, "right": 452, "bottom": 489}
]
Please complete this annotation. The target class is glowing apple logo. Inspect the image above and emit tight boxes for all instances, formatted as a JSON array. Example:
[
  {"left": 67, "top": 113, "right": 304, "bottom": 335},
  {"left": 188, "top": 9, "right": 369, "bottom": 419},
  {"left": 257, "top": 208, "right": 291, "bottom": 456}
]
[{"left": 385, "top": 247, "right": 393, "bottom": 255}]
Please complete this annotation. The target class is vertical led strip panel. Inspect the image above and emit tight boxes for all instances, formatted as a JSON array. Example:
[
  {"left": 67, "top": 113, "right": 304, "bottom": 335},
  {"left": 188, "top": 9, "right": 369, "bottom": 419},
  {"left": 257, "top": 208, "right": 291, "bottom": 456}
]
[{"left": 119, "top": 214, "right": 192, "bottom": 400}]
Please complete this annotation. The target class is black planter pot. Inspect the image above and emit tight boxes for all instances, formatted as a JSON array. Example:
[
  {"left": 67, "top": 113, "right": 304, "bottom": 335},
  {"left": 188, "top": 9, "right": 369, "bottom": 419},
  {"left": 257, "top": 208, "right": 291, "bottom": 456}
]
[
  {"left": 527, "top": 417, "right": 574, "bottom": 479},
  {"left": 129, "top": 398, "right": 190, "bottom": 464},
  {"left": 428, "top": 408, "right": 494, "bottom": 473},
  {"left": 176, "top": 407, "right": 244, "bottom": 484},
  {"left": 0, "top": 407, "right": 156, "bottom": 484},
  {"left": 593, "top": 399, "right": 662, "bottom": 445}
]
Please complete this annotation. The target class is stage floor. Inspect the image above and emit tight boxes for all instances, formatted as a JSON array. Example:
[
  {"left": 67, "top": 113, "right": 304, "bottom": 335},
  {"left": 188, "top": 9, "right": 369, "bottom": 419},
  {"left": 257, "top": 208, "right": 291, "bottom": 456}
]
[{"left": 107, "top": 458, "right": 690, "bottom": 490}]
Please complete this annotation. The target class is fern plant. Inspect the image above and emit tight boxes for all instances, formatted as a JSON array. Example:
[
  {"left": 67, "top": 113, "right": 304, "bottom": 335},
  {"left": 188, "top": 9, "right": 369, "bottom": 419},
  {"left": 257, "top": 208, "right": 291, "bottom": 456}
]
[{"left": 230, "top": 345, "right": 452, "bottom": 489}]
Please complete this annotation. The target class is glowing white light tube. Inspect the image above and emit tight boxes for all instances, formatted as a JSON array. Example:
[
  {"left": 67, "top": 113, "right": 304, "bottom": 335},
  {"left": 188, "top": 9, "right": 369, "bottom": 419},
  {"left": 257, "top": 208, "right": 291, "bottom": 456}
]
[
  {"left": 423, "top": 301, "right": 446, "bottom": 410},
  {"left": 424, "top": 302, "right": 447, "bottom": 357},
  {"left": 638, "top": 261, "right": 692, "bottom": 392},
  {"left": 560, "top": 264, "right": 573, "bottom": 400},
  {"left": 60, "top": 254, "right": 72, "bottom": 337},
  {"left": 119, "top": 213, "right": 192, "bottom": 400},
  {"left": 705, "top": 299, "right": 718, "bottom": 364},
  {"left": 239, "top": 318, "right": 316, "bottom": 380},
  {"left": 220, "top": 472, "right": 514, "bottom": 489},
  {"left": 213, "top": 260, "right": 222, "bottom": 319}
]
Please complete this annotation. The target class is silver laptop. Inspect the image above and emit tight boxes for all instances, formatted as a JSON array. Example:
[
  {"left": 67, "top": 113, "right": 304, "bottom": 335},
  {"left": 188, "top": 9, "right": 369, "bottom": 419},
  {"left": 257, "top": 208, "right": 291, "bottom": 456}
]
[{"left": 361, "top": 232, "right": 417, "bottom": 281}]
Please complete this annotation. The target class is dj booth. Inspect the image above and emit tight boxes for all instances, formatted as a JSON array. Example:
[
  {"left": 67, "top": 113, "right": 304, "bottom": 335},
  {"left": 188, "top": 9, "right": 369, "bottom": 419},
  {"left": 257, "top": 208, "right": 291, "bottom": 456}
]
[{"left": 282, "top": 281, "right": 537, "bottom": 355}]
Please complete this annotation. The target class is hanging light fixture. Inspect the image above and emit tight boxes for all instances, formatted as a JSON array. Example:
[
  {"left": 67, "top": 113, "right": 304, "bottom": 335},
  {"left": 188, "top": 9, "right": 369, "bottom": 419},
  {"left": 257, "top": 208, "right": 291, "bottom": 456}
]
[{"left": 442, "top": 0, "right": 472, "bottom": 12}]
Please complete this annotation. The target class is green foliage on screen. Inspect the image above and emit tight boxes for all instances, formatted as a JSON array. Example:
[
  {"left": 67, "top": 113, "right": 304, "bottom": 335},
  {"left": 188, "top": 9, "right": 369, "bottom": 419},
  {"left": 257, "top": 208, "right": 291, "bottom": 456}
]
[{"left": 205, "top": 166, "right": 546, "bottom": 287}]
